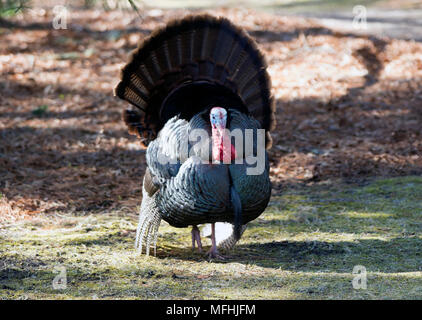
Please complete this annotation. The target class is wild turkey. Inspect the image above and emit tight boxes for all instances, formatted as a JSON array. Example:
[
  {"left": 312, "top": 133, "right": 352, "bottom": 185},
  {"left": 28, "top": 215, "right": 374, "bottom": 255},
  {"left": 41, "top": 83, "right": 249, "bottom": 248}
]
[{"left": 115, "top": 14, "right": 275, "bottom": 258}]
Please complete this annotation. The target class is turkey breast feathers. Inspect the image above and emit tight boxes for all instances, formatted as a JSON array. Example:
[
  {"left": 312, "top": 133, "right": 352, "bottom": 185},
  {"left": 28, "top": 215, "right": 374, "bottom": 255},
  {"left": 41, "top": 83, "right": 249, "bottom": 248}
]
[{"left": 145, "top": 109, "right": 271, "bottom": 228}]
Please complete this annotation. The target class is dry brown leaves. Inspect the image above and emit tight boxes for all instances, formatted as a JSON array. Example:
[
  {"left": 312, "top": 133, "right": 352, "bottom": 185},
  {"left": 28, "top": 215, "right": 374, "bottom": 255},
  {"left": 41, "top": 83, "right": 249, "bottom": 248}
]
[{"left": 0, "top": 7, "right": 421, "bottom": 221}]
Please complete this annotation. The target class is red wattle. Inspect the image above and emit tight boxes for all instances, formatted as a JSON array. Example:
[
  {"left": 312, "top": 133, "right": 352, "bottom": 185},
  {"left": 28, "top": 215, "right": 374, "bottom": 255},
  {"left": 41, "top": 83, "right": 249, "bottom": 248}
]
[
  {"left": 211, "top": 128, "right": 236, "bottom": 162},
  {"left": 230, "top": 144, "right": 237, "bottom": 160},
  {"left": 216, "top": 143, "right": 236, "bottom": 162}
]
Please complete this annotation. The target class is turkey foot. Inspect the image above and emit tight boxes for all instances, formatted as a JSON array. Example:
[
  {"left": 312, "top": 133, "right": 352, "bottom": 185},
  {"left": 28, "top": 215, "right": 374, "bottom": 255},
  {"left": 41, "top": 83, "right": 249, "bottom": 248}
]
[
  {"left": 207, "top": 223, "right": 225, "bottom": 260},
  {"left": 191, "top": 225, "right": 202, "bottom": 252}
]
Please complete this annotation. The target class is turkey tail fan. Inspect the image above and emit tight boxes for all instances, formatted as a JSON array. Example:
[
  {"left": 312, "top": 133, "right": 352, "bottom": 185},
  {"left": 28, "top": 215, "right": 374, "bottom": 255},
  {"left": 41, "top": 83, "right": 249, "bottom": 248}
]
[{"left": 114, "top": 14, "right": 275, "bottom": 148}]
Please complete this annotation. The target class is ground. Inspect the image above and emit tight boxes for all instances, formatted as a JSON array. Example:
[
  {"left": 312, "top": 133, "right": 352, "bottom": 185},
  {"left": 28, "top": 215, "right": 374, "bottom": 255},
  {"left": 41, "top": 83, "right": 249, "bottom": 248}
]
[
  {"left": 0, "top": 3, "right": 421, "bottom": 299},
  {"left": 1, "top": 176, "right": 421, "bottom": 299}
]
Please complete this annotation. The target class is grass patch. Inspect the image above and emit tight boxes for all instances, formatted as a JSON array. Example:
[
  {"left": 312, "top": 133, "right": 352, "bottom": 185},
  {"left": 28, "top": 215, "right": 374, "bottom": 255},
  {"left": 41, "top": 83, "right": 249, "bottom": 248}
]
[{"left": 1, "top": 176, "right": 421, "bottom": 299}]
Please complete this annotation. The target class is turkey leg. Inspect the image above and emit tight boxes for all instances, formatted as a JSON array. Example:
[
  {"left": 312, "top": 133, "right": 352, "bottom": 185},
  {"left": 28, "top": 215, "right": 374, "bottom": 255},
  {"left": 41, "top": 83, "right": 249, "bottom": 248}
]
[
  {"left": 191, "top": 225, "right": 202, "bottom": 252},
  {"left": 207, "top": 223, "right": 225, "bottom": 259}
]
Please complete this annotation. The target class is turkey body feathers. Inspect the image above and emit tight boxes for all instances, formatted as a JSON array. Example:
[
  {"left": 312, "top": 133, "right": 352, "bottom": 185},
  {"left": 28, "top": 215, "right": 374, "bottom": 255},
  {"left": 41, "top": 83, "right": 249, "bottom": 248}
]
[
  {"left": 115, "top": 14, "right": 274, "bottom": 255},
  {"left": 146, "top": 110, "right": 271, "bottom": 228}
]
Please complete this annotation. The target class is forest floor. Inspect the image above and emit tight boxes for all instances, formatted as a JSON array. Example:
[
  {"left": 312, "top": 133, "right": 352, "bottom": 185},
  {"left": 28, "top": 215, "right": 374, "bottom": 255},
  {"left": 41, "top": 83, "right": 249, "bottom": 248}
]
[
  {"left": 1, "top": 5, "right": 421, "bottom": 299},
  {"left": 1, "top": 176, "right": 421, "bottom": 299}
]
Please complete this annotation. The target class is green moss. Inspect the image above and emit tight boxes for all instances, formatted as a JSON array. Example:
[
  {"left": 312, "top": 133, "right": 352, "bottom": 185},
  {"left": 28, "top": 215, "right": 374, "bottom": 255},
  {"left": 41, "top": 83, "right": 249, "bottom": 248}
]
[{"left": 1, "top": 176, "right": 421, "bottom": 299}]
